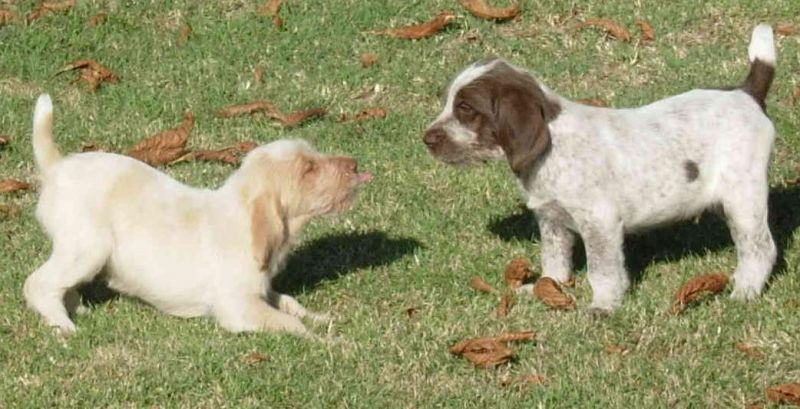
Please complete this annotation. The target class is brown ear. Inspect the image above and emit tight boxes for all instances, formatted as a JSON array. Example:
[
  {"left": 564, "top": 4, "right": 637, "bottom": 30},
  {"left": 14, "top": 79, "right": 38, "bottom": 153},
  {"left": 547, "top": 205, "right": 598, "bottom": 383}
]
[
  {"left": 249, "top": 193, "right": 287, "bottom": 270},
  {"left": 494, "top": 87, "right": 555, "bottom": 175}
]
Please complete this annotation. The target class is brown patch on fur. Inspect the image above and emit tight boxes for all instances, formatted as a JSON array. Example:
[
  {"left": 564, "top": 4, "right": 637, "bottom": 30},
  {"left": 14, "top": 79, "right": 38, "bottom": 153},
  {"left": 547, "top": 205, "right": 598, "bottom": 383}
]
[
  {"left": 740, "top": 59, "right": 774, "bottom": 111},
  {"left": 684, "top": 160, "right": 699, "bottom": 182}
]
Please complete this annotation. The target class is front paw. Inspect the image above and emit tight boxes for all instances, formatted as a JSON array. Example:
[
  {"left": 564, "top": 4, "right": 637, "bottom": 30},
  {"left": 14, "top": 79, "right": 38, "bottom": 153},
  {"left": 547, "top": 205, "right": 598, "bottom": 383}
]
[
  {"left": 584, "top": 306, "right": 612, "bottom": 319},
  {"left": 730, "top": 285, "right": 759, "bottom": 301},
  {"left": 305, "top": 311, "right": 334, "bottom": 324}
]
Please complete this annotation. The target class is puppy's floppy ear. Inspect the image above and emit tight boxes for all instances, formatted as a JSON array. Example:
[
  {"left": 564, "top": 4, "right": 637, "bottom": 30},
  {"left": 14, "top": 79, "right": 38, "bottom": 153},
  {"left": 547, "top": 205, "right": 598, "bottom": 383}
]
[
  {"left": 493, "top": 85, "right": 557, "bottom": 175},
  {"left": 249, "top": 192, "right": 287, "bottom": 270}
]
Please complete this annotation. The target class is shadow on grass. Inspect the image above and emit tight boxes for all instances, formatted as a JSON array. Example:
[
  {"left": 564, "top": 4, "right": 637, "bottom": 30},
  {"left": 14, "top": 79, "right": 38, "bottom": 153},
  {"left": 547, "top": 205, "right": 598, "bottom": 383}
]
[
  {"left": 274, "top": 230, "right": 422, "bottom": 294},
  {"left": 487, "top": 185, "right": 800, "bottom": 285},
  {"left": 79, "top": 230, "right": 421, "bottom": 305}
]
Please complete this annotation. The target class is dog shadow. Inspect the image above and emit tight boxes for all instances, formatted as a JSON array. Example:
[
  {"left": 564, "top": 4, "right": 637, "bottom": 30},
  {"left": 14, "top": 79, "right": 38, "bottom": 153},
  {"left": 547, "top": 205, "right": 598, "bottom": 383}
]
[
  {"left": 487, "top": 185, "right": 800, "bottom": 284},
  {"left": 274, "top": 230, "right": 422, "bottom": 295},
  {"left": 79, "top": 230, "right": 422, "bottom": 306}
]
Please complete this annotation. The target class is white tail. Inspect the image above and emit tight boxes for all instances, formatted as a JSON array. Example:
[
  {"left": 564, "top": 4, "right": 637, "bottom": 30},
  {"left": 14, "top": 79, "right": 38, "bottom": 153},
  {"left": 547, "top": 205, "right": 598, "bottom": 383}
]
[
  {"left": 32, "top": 94, "right": 61, "bottom": 173},
  {"left": 748, "top": 24, "right": 775, "bottom": 66}
]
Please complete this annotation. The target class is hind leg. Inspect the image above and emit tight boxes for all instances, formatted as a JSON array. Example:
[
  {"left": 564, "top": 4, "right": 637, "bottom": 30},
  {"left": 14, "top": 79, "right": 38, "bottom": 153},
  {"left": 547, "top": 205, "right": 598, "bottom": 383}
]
[
  {"left": 723, "top": 185, "right": 776, "bottom": 300},
  {"left": 214, "top": 295, "right": 311, "bottom": 337},
  {"left": 23, "top": 234, "right": 110, "bottom": 333},
  {"left": 266, "top": 290, "right": 332, "bottom": 324}
]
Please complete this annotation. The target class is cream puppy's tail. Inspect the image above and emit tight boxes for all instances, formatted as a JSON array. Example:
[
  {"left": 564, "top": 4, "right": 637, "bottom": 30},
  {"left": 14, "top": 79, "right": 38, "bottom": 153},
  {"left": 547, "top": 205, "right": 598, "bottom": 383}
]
[
  {"left": 32, "top": 94, "right": 62, "bottom": 173},
  {"left": 741, "top": 24, "right": 775, "bottom": 109}
]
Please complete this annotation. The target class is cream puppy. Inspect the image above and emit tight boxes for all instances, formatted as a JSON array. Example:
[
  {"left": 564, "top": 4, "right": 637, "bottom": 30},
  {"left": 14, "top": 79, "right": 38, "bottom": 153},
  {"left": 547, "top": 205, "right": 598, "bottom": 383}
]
[{"left": 24, "top": 95, "right": 372, "bottom": 336}]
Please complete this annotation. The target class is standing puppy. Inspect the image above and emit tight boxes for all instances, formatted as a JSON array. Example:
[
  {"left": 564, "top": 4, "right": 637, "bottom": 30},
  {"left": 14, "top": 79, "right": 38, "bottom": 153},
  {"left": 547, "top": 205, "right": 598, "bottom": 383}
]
[
  {"left": 423, "top": 25, "right": 777, "bottom": 313},
  {"left": 24, "top": 95, "right": 372, "bottom": 335}
]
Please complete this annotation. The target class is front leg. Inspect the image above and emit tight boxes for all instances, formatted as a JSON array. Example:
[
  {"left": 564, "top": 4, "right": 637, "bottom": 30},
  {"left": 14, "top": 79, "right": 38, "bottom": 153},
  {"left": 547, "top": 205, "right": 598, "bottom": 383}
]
[
  {"left": 538, "top": 216, "right": 575, "bottom": 284},
  {"left": 577, "top": 213, "right": 629, "bottom": 313},
  {"left": 266, "top": 290, "right": 332, "bottom": 324}
]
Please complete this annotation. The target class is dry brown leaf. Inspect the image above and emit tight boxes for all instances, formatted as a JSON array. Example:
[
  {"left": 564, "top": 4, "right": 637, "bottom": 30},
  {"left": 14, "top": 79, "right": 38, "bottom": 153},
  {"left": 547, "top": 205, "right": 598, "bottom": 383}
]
[
  {"left": 268, "top": 107, "right": 327, "bottom": 128},
  {"left": 500, "top": 373, "right": 547, "bottom": 388},
  {"left": 496, "top": 292, "right": 515, "bottom": 317},
  {"left": 636, "top": 20, "right": 655, "bottom": 42},
  {"left": 360, "top": 53, "right": 378, "bottom": 68},
  {"left": 603, "top": 343, "right": 629, "bottom": 356},
  {"left": 253, "top": 66, "right": 264, "bottom": 86},
  {"left": 216, "top": 101, "right": 277, "bottom": 118},
  {"left": 27, "top": 0, "right": 74, "bottom": 22},
  {"left": 57, "top": 59, "right": 118, "bottom": 92},
  {"left": 87, "top": 12, "right": 107, "bottom": 27},
  {"left": 174, "top": 141, "right": 258, "bottom": 165},
  {"left": 371, "top": 10, "right": 455, "bottom": 40},
  {"left": 177, "top": 24, "right": 191, "bottom": 46},
  {"left": 735, "top": 342, "right": 764, "bottom": 360},
  {"left": 504, "top": 257, "right": 533, "bottom": 289},
  {"left": 0, "top": 8, "right": 13, "bottom": 25},
  {"left": 0, "top": 134, "right": 10, "bottom": 146},
  {"left": 450, "top": 331, "right": 533, "bottom": 368},
  {"left": 579, "top": 98, "right": 608, "bottom": 107},
  {"left": 241, "top": 352, "right": 268, "bottom": 365},
  {"left": 579, "top": 18, "right": 631, "bottom": 42},
  {"left": 0, "top": 179, "right": 31, "bottom": 194},
  {"left": 670, "top": 273, "right": 728, "bottom": 314},
  {"left": 785, "top": 85, "right": 800, "bottom": 107},
  {"left": 459, "top": 0, "right": 520, "bottom": 21},
  {"left": 533, "top": 277, "right": 575, "bottom": 310},
  {"left": 127, "top": 113, "right": 194, "bottom": 166},
  {"left": 745, "top": 402, "right": 764, "bottom": 409},
  {"left": 766, "top": 383, "right": 800, "bottom": 405},
  {"left": 469, "top": 276, "right": 497, "bottom": 294},
  {"left": 259, "top": 0, "right": 283, "bottom": 28},
  {"left": 776, "top": 23, "right": 797, "bottom": 36},
  {"left": 404, "top": 306, "right": 419, "bottom": 318}
]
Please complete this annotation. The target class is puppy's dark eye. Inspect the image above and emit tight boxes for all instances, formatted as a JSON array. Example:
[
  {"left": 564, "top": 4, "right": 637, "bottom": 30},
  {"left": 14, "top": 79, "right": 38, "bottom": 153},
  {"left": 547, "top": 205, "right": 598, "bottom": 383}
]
[{"left": 457, "top": 101, "right": 475, "bottom": 114}]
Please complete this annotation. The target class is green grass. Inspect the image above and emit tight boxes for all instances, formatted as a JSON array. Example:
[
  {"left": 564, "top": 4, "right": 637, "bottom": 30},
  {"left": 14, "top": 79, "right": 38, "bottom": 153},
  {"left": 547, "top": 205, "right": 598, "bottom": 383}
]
[{"left": 2, "top": 0, "right": 800, "bottom": 407}]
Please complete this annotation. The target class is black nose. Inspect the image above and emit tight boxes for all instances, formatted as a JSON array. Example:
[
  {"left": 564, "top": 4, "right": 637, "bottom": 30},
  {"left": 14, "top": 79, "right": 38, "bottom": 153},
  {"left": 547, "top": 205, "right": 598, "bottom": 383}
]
[{"left": 424, "top": 128, "right": 445, "bottom": 147}]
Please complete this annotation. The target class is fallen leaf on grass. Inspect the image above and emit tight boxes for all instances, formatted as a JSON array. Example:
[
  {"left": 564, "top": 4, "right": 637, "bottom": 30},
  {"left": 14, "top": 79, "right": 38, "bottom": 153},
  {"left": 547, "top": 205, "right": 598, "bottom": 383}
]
[
  {"left": 496, "top": 292, "right": 515, "bottom": 317},
  {"left": 735, "top": 342, "right": 764, "bottom": 360},
  {"left": 127, "top": 113, "right": 194, "bottom": 166},
  {"left": 370, "top": 10, "right": 456, "bottom": 40},
  {"left": 636, "top": 20, "right": 655, "bottom": 42},
  {"left": 27, "top": 0, "right": 75, "bottom": 22},
  {"left": 0, "top": 180, "right": 32, "bottom": 194},
  {"left": 0, "top": 135, "right": 10, "bottom": 146},
  {"left": 267, "top": 107, "right": 327, "bottom": 128},
  {"left": 56, "top": 59, "right": 118, "bottom": 92},
  {"left": 469, "top": 276, "right": 497, "bottom": 294},
  {"left": 241, "top": 352, "right": 268, "bottom": 365},
  {"left": 253, "top": 66, "right": 264, "bottom": 86},
  {"left": 500, "top": 373, "right": 547, "bottom": 388},
  {"left": 579, "top": 98, "right": 608, "bottom": 107},
  {"left": 670, "top": 273, "right": 728, "bottom": 314},
  {"left": 504, "top": 257, "right": 533, "bottom": 289},
  {"left": 258, "top": 0, "right": 283, "bottom": 28},
  {"left": 216, "top": 101, "right": 277, "bottom": 118},
  {"left": 404, "top": 306, "right": 419, "bottom": 318},
  {"left": 174, "top": 141, "right": 258, "bottom": 165},
  {"left": 360, "top": 53, "right": 378, "bottom": 68},
  {"left": 776, "top": 23, "right": 797, "bottom": 36},
  {"left": 766, "top": 383, "right": 800, "bottom": 405},
  {"left": 458, "top": 0, "right": 520, "bottom": 21},
  {"left": 177, "top": 24, "right": 191, "bottom": 46},
  {"left": 603, "top": 343, "right": 629, "bottom": 356},
  {"left": 579, "top": 18, "right": 631, "bottom": 42},
  {"left": 1, "top": 8, "right": 14, "bottom": 25},
  {"left": 339, "top": 107, "right": 387, "bottom": 122},
  {"left": 87, "top": 12, "right": 107, "bottom": 27},
  {"left": 450, "top": 331, "right": 534, "bottom": 368},
  {"left": 533, "top": 277, "right": 575, "bottom": 310}
]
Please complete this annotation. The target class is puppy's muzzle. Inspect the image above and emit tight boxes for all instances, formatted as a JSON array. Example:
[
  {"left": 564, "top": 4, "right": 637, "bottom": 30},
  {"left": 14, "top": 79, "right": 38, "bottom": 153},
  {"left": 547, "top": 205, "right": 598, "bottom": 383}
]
[{"left": 423, "top": 126, "right": 446, "bottom": 150}]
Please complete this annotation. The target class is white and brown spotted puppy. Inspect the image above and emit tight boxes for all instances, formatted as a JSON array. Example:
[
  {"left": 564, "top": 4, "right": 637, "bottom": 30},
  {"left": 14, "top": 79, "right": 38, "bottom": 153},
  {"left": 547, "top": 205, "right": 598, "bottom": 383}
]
[
  {"left": 424, "top": 25, "right": 778, "bottom": 313},
  {"left": 24, "top": 95, "right": 372, "bottom": 336}
]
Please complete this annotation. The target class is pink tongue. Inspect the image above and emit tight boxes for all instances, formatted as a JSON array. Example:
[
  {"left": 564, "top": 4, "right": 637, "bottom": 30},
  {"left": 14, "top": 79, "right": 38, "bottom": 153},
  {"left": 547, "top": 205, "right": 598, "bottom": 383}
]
[{"left": 357, "top": 172, "right": 373, "bottom": 183}]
